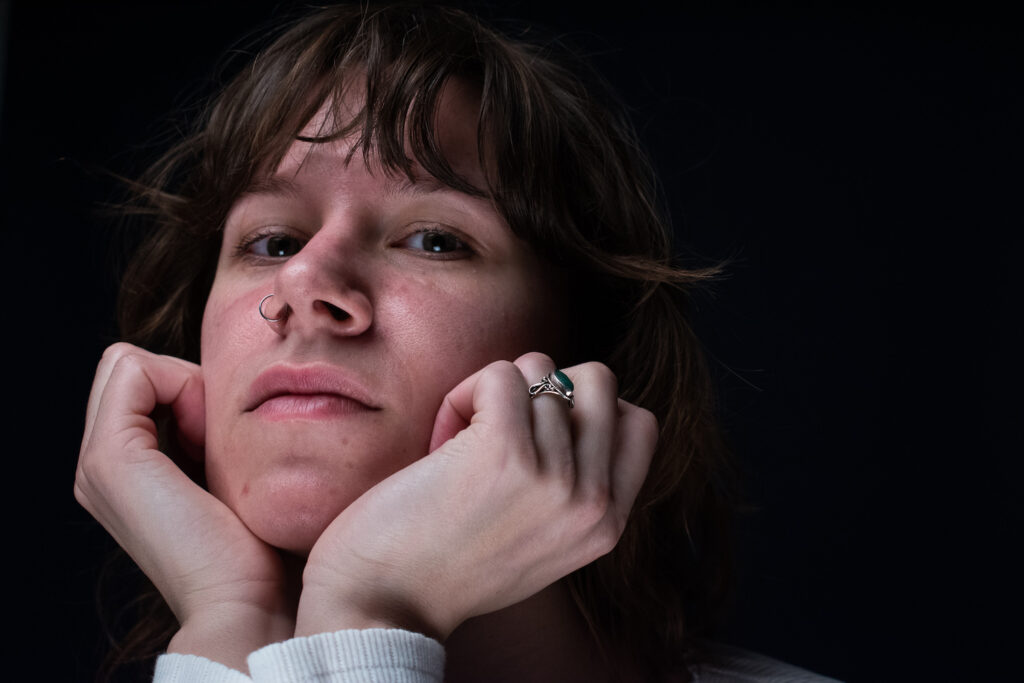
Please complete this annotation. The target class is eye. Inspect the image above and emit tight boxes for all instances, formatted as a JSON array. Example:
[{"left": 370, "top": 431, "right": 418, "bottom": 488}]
[
  {"left": 400, "top": 228, "right": 472, "bottom": 258},
  {"left": 238, "top": 231, "right": 305, "bottom": 259}
]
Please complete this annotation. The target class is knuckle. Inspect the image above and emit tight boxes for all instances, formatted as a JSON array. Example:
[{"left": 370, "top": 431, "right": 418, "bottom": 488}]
[
  {"left": 579, "top": 362, "right": 618, "bottom": 394},
  {"left": 575, "top": 486, "right": 612, "bottom": 526},
  {"left": 482, "top": 359, "right": 525, "bottom": 392},
  {"left": 101, "top": 342, "right": 136, "bottom": 364},
  {"left": 73, "top": 462, "right": 99, "bottom": 505},
  {"left": 634, "top": 405, "right": 659, "bottom": 436},
  {"left": 484, "top": 359, "right": 518, "bottom": 379},
  {"left": 110, "top": 349, "right": 146, "bottom": 376},
  {"left": 517, "top": 351, "right": 553, "bottom": 367},
  {"left": 72, "top": 475, "right": 89, "bottom": 507},
  {"left": 589, "top": 520, "right": 623, "bottom": 557}
]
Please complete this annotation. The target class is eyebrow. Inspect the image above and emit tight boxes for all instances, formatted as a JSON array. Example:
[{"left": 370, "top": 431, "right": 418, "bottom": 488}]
[
  {"left": 242, "top": 176, "right": 303, "bottom": 198},
  {"left": 385, "top": 173, "right": 451, "bottom": 198},
  {"left": 244, "top": 171, "right": 457, "bottom": 200}
]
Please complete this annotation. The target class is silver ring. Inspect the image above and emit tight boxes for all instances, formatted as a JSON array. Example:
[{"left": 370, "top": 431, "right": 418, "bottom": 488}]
[
  {"left": 528, "top": 369, "right": 575, "bottom": 409},
  {"left": 258, "top": 294, "right": 284, "bottom": 322}
]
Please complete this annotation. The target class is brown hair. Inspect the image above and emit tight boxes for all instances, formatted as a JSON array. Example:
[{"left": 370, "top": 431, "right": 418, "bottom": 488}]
[{"left": 114, "top": 3, "right": 735, "bottom": 679}]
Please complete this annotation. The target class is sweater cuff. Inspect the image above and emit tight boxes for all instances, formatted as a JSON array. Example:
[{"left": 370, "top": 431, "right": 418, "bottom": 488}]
[
  {"left": 247, "top": 628, "right": 445, "bottom": 683},
  {"left": 154, "top": 653, "right": 253, "bottom": 683}
]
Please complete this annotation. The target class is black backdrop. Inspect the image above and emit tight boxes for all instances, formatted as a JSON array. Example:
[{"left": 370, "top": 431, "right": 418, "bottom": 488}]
[{"left": 2, "top": 2, "right": 1020, "bottom": 681}]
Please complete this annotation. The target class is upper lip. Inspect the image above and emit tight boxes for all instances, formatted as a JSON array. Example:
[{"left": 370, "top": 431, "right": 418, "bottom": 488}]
[{"left": 246, "top": 363, "right": 381, "bottom": 412}]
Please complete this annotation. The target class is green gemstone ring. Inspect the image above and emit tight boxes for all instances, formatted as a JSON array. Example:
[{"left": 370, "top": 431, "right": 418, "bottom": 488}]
[{"left": 528, "top": 369, "right": 575, "bottom": 408}]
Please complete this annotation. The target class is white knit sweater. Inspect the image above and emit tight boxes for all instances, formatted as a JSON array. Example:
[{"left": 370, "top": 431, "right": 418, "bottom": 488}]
[{"left": 153, "top": 629, "right": 839, "bottom": 682}]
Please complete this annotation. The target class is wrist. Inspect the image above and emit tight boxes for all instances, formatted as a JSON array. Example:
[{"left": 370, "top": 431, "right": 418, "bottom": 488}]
[
  {"left": 294, "top": 574, "right": 448, "bottom": 641},
  {"left": 168, "top": 602, "right": 296, "bottom": 673},
  {"left": 293, "top": 599, "right": 401, "bottom": 637}
]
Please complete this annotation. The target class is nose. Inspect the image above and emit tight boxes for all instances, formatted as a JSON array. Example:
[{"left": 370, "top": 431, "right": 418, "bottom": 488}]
[{"left": 271, "top": 231, "right": 373, "bottom": 338}]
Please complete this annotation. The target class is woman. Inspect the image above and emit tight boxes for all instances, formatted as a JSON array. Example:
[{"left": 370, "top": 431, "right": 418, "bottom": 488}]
[{"left": 76, "top": 4, "right": 834, "bottom": 681}]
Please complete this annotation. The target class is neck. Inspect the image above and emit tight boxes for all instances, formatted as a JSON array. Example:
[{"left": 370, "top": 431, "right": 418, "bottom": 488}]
[{"left": 443, "top": 581, "right": 627, "bottom": 683}]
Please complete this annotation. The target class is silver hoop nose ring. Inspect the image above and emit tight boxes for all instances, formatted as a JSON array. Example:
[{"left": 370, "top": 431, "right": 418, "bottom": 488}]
[{"left": 258, "top": 294, "right": 285, "bottom": 323}]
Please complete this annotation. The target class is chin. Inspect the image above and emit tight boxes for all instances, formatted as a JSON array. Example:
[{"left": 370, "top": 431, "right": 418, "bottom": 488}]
[
  {"left": 243, "top": 504, "right": 337, "bottom": 554},
  {"left": 228, "top": 473, "right": 367, "bottom": 554},
  {"left": 204, "top": 428, "right": 425, "bottom": 555}
]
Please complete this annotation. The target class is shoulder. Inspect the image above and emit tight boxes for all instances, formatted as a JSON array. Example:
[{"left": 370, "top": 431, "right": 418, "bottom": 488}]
[{"left": 680, "top": 641, "right": 842, "bottom": 683}]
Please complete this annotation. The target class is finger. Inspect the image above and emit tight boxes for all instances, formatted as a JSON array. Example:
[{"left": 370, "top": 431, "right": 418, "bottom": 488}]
[
  {"left": 82, "top": 343, "right": 134, "bottom": 452},
  {"left": 172, "top": 368, "right": 206, "bottom": 454},
  {"left": 82, "top": 344, "right": 204, "bottom": 453},
  {"left": 516, "top": 352, "right": 574, "bottom": 474},
  {"left": 610, "top": 400, "right": 658, "bottom": 516},
  {"left": 428, "top": 376, "right": 473, "bottom": 453},
  {"left": 88, "top": 350, "right": 204, "bottom": 454},
  {"left": 566, "top": 363, "right": 619, "bottom": 496},
  {"left": 429, "top": 360, "right": 533, "bottom": 456}
]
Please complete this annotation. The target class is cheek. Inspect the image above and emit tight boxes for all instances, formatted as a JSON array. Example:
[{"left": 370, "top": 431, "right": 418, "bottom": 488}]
[
  {"left": 200, "top": 283, "right": 270, "bottom": 472},
  {"left": 201, "top": 285, "right": 265, "bottom": 380},
  {"left": 383, "top": 271, "right": 560, "bottom": 391},
  {"left": 441, "top": 264, "right": 566, "bottom": 360}
]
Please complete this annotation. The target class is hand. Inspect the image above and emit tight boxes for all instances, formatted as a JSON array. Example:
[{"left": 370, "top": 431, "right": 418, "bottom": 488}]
[
  {"left": 295, "top": 352, "right": 657, "bottom": 640},
  {"left": 75, "top": 343, "right": 296, "bottom": 670}
]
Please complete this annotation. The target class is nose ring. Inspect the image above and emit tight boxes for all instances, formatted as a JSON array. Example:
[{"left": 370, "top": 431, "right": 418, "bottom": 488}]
[{"left": 258, "top": 294, "right": 287, "bottom": 323}]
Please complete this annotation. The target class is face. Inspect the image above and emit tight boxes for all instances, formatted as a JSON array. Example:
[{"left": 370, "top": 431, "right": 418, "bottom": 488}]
[{"left": 200, "top": 82, "right": 565, "bottom": 553}]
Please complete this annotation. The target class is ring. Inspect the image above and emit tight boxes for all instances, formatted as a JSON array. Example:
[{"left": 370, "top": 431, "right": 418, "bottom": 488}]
[
  {"left": 258, "top": 294, "right": 284, "bottom": 322},
  {"left": 528, "top": 369, "right": 575, "bottom": 409}
]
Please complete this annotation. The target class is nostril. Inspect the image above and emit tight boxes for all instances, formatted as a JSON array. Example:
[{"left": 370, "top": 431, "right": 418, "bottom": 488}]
[{"left": 324, "top": 302, "right": 350, "bottom": 321}]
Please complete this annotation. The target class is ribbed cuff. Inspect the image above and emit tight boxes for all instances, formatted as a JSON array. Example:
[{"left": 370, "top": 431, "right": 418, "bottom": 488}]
[
  {"left": 154, "top": 653, "right": 253, "bottom": 683},
  {"left": 248, "top": 628, "right": 445, "bottom": 683}
]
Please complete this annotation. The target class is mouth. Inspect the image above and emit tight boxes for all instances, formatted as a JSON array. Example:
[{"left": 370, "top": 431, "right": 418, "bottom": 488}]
[{"left": 246, "top": 364, "right": 381, "bottom": 419}]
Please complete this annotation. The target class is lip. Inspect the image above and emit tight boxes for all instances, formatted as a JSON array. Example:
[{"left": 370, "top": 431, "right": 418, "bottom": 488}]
[{"left": 246, "top": 363, "right": 381, "bottom": 417}]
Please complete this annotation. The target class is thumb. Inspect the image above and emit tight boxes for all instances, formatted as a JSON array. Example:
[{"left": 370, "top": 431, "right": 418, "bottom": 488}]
[
  {"left": 172, "top": 369, "right": 206, "bottom": 461},
  {"left": 428, "top": 384, "right": 472, "bottom": 454},
  {"left": 427, "top": 360, "right": 530, "bottom": 453}
]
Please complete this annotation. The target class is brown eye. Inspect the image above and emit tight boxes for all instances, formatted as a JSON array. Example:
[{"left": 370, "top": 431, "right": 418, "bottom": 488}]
[
  {"left": 424, "top": 232, "right": 460, "bottom": 252},
  {"left": 402, "top": 229, "right": 471, "bottom": 257},
  {"left": 249, "top": 233, "right": 304, "bottom": 258}
]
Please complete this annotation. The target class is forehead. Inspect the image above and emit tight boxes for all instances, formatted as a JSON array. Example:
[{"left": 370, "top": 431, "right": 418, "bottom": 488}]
[
  {"left": 278, "top": 77, "right": 486, "bottom": 192},
  {"left": 227, "top": 81, "right": 504, "bottom": 240}
]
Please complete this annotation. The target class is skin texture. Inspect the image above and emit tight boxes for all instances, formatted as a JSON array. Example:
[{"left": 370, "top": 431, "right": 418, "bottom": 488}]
[
  {"left": 201, "top": 83, "right": 566, "bottom": 553},
  {"left": 75, "top": 82, "right": 659, "bottom": 679}
]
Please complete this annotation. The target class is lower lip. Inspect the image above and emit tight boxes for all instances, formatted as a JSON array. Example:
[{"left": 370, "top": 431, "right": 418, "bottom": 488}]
[{"left": 253, "top": 394, "right": 370, "bottom": 420}]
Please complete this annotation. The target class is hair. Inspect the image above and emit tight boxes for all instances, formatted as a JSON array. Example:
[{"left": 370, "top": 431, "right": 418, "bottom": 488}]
[{"left": 109, "top": 3, "right": 735, "bottom": 680}]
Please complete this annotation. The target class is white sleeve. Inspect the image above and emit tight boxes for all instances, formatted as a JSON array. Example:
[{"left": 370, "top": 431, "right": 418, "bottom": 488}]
[
  {"left": 154, "top": 653, "right": 253, "bottom": 683},
  {"left": 689, "top": 641, "right": 843, "bottom": 683},
  {"left": 247, "top": 629, "right": 445, "bottom": 683}
]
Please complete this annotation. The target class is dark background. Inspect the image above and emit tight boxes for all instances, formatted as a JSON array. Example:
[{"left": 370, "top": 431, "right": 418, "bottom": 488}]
[{"left": 2, "top": 2, "right": 1020, "bottom": 681}]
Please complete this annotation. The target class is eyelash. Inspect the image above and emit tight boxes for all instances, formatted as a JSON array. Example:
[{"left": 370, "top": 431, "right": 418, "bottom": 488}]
[
  {"left": 231, "top": 226, "right": 474, "bottom": 262},
  {"left": 233, "top": 228, "right": 304, "bottom": 262},
  {"left": 401, "top": 228, "right": 474, "bottom": 259}
]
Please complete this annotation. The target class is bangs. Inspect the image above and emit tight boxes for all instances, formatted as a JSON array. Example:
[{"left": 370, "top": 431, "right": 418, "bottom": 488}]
[
  {"left": 212, "top": 5, "right": 502, "bottom": 203},
  {"left": 199, "top": 3, "right": 608, "bottom": 263}
]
